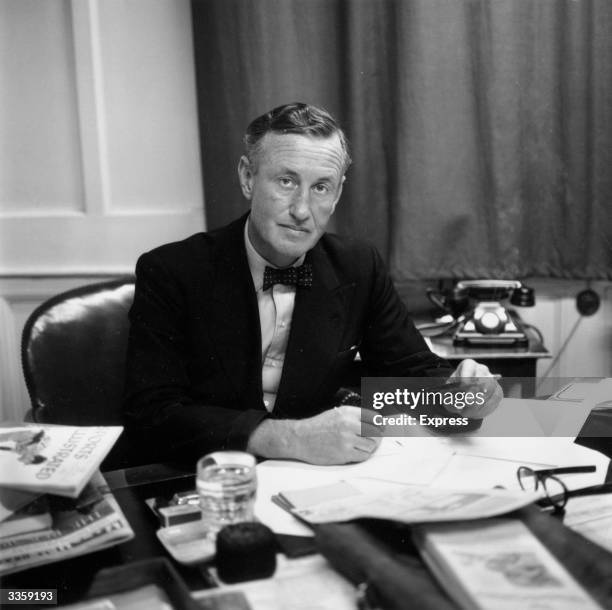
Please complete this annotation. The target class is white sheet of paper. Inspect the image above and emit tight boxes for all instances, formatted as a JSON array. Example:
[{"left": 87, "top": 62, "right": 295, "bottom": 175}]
[
  {"left": 429, "top": 451, "right": 608, "bottom": 493},
  {"left": 255, "top": 436, "right": 455, "bottom": 536},
  {"left": 441, "top": 436, "right": 608, "bottom": 475}
]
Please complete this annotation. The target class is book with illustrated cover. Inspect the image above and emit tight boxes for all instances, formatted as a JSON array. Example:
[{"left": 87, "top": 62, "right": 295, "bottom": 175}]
[
  {"left": 0, "top": 423, "right": 122, "bottom": 498},
  {"left": 413, "top": 518, "right": 602, "bottom": 610},
  {"left": 0, "top": 470, "right": 134, "bottom": 576}
]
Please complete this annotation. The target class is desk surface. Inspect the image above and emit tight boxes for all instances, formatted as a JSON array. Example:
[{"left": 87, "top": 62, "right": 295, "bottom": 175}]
[
  {"left": 3, "top": 418, "right": 612, "bottom": 608},
  {"left": 4, "top": 448, "right": 612, "bottom": 609},
  {"left": 428, "top": 327, "right": 550, "bottom": 361}
]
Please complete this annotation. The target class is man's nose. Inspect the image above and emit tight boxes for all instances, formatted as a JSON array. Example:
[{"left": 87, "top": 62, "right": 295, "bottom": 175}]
[{"left": 289, "top": 188, "right": 310, "bottom": 221}]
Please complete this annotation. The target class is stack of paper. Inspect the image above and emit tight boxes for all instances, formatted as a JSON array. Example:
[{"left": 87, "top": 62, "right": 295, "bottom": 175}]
[{"left": 0, "top": 471, "right": 134, "bottom": 576}]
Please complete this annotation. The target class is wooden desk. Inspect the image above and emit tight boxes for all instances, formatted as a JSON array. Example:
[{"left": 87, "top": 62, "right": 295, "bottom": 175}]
[{"left": 3, "top": 448, "right": 611, "bottom": 608}]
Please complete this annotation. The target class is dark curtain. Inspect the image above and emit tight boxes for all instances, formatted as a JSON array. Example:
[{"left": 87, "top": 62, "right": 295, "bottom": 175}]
[{"left": 191, "top": 0, "right": 612, "bottom": 284}]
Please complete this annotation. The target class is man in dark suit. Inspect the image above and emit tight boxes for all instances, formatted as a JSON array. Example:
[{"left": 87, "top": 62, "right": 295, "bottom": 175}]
[{"left": 124, "top": 103, "right": 499, "bottom": 465}]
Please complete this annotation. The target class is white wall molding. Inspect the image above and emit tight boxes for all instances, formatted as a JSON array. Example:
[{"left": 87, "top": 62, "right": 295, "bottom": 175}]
[
  {"left": 0, "top": 276, "right": 122, "bottom": 296},
  {"left": 71, "top": 0, "right": 111, "bottom": 216}
]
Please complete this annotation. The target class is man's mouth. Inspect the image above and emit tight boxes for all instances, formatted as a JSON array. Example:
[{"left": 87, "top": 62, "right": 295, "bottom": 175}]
[{"left": 279, "top": 224, "right": 309, "bottom": 233}]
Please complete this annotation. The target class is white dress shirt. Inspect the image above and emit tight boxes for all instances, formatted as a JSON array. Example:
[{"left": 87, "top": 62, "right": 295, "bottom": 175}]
[{"left": 244, "top": 220, "right": 305, "bottom": 412}]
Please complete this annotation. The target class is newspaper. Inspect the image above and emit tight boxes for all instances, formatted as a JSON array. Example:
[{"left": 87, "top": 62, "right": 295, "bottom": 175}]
[
  {"left": 0, "top": 495, "right": 51, "bottom": 538},
  {"left": 414, "top": 518, "right": 602, "bottom": 610},
  {"left": 279, "top": 480, "right": 540, "bottom": 525},
  {"left": 0, "top": 471, "right": 134, "bottom": 576},
  {"left": 0, "top": 423, "right": 123, "bottom": 498}
]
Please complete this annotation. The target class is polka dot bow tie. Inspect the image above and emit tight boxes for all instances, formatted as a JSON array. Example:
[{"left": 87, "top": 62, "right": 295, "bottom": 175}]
[{"left": 262, "top": 264, "right": 313, "bottom": 291}]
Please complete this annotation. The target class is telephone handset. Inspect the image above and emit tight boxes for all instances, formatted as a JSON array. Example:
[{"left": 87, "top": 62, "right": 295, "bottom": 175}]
[{"left": 454, "top": 280, "right": 534, "bottom": 306}]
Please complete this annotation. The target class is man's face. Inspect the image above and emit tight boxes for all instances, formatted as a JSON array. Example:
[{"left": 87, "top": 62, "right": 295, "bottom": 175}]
[{"left": 238, "top": 132, "right": 345, "bottom": 267}]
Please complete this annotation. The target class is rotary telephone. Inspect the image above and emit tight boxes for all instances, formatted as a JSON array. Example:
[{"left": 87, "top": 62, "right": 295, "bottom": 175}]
[{"left": 427, "top": 280, "right": 535, "bottom": 346}]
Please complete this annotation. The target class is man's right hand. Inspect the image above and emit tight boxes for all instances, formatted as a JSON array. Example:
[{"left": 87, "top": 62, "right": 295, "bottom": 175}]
[
  {"left": 246, "top": 406, "right": 382, "bottom": 465},
  {"left": 293, "top": 406, "right": 382, "bottom": 464}
]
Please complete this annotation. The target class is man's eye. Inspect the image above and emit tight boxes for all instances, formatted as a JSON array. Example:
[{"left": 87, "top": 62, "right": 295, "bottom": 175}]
[
  {"left": 313, "top": 184, "right": 330, "bottom": 195},
  {"left": 279, "top": 177, "right": 295, "bottom": 188}
]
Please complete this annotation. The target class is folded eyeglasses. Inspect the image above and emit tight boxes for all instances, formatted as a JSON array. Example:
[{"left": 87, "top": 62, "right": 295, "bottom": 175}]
[{"left": 517, "top": 465, "right": 612, "bottom": 515}]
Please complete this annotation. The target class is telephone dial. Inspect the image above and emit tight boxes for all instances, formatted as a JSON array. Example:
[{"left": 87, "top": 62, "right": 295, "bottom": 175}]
[{"left": 427, "top": 280, "right": 535, "bottom": 347}]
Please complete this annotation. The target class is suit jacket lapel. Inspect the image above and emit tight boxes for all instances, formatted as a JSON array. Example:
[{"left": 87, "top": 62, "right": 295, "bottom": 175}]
[
  {"left": 275, "top": 242, "right": 353, "bottom": 416},
  {"left": 200, "top": 218, "right": 353, "bottom": 415},
  {"left": 205, "top": 216, "right": 263, "bottom": 405}
]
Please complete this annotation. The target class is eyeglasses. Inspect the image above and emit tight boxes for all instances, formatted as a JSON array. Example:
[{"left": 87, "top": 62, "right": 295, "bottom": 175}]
[{"left": 517, "top": 465, "right": 612, "bottom": 514}]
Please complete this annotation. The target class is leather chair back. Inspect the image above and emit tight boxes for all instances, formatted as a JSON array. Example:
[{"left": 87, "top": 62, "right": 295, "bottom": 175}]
[{"left": 22, "top": 279, "right": 135, "bottom": 429}]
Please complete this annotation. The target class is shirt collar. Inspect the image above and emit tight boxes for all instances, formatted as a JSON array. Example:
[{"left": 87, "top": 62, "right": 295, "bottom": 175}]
[{"left": 244, "top": 217, "right": 306, "bottom": 292}]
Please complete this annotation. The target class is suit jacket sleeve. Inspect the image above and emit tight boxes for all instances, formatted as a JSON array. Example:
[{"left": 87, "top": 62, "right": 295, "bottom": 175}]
[{"left": 123, "top": 249, "right": 267, "bottom": 464}]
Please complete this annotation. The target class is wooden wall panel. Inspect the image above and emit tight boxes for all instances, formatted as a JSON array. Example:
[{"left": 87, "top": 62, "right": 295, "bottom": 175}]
[
  {"left": 0, "top": 0, "right": 84, "bottom": 214},
  {"left": 0, "top": 0, "right": 204, "bottom": 276}
]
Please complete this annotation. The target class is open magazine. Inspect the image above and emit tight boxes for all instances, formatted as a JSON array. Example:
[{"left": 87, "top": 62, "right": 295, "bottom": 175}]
[
  {"left": 0, "top": 423, "right": 122, "bottom": 497},
  {"left": 274, "top": 479, "right": 540, "bottom": 525},
  {"left": 0, "top": 470, "right": 134, "bottom": 576}
]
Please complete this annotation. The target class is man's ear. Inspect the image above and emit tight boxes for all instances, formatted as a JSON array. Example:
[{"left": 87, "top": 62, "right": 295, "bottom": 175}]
[
  {"left": 330, "top": 174, "right": 346, "bottom": 214},
  {"left": 238, "top": 156, "right": 254, "bottom": 200}
]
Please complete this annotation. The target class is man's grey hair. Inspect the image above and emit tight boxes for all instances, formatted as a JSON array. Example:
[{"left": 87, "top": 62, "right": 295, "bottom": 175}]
[{"left": 243, "top": 102, "right": 352, "bottom": 173}]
